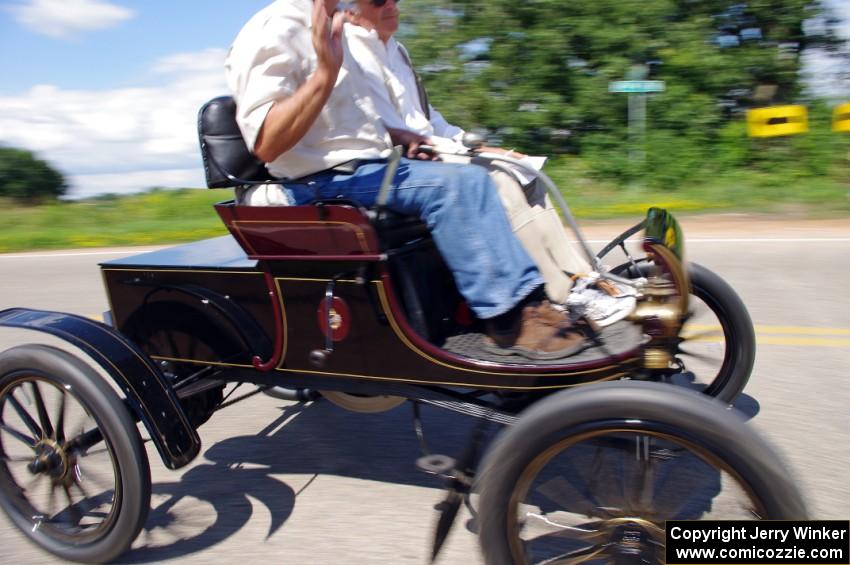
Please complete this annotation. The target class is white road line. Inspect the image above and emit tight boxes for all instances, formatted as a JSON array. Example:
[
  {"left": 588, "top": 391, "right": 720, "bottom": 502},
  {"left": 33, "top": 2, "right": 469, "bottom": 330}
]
[{"left": 0, "top": 248, "right": 165, "bottom": 260}]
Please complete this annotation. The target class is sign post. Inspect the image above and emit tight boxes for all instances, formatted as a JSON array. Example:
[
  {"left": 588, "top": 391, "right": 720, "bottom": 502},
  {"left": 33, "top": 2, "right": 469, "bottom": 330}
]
[{"left": 609, "top": 77, "right": 665, "bottom": 183}]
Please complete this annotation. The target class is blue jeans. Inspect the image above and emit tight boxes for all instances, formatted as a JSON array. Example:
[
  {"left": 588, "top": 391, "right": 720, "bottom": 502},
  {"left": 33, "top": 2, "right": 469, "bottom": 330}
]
[{"left": 287, "top": 158, "right": 543, "bottom": 319}]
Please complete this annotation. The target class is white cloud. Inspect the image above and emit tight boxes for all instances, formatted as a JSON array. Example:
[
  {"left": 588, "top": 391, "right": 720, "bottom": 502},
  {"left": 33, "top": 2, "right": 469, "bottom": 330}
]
[
  {"left": 7, "top": 0, "right": 135, "bottom": 39},
  {"left": 827, "top": 0, "right": 850, "bottom": 39},
  {"left": 802, "top": 48, "right": 849, "bottom": 101},
  {"left": 803, "top": 0, "right": 850, "bottom": 100},
  {"left": 153, "top": 48, "right": 228, "bottom": 75},
  {"left": 0, "top": 48, "right": 231, "bottom": 198}
]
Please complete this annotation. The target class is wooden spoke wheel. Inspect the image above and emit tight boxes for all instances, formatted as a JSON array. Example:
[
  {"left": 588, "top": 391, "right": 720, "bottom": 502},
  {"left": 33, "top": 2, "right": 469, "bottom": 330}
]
[{"left": 0, "top": 345, "right": 150, "bottom": 563}]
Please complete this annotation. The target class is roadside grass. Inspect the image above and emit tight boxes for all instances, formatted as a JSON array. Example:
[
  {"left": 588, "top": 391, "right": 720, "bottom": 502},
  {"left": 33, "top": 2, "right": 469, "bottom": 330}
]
[
  {"left": 0, "top": 189, "right": 231, "bottom": 252},
  {"left": 546, "top": 158, "right": 850, "bottom": 219},
  {"left": 0, "top": 160, "right": 847, "bottom": 253}
]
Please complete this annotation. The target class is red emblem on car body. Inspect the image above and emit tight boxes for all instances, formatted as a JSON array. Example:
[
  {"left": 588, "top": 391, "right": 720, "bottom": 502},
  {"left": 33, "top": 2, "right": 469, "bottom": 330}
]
[{"left": 317, "top": 296, "right": 351, "bottom": 342}]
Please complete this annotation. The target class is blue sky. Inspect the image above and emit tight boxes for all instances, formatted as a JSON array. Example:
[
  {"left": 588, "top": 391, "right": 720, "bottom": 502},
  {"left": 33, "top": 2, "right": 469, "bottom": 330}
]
[
  {"left": 0, "top": 0, "right": 270, "bottom": 198},
  {"left": 1, "top": 1, "right": 266, "bottom": 92},
  {"left": 0, "top": 0, "right": 848, "bottom": 199}
]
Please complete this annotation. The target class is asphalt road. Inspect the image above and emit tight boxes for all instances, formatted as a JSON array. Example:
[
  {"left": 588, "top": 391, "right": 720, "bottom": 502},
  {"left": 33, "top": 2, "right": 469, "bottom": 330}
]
[{"left": 1, "top": 213, "right": 849, "bottom": 564}]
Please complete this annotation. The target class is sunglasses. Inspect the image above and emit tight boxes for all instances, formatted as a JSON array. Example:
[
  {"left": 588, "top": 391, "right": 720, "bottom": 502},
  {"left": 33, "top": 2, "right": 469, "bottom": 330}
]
[{"left": 370, "top": 0, "right": 399, "bottom": 6}]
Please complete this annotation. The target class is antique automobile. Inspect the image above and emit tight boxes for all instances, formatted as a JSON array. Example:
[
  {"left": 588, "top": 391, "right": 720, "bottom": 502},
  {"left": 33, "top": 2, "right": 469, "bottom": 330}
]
[{"left": 0, "top": 97, "right": 805, "bottom": 564}]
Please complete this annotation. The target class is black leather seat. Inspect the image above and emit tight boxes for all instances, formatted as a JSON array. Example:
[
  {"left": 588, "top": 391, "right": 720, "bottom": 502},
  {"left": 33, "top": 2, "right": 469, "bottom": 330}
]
[{"left": 198, "top": 96, "right": 273, "bottom": 188}]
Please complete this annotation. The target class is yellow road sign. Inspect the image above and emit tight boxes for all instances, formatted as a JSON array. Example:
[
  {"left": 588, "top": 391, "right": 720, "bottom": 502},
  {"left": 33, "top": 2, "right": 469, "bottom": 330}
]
[
  {"left": 746, "top": 105, "right": 808, "bottom": 138},
  {"left": 833, "top": 102, "right": 850, "bottom": 133}
]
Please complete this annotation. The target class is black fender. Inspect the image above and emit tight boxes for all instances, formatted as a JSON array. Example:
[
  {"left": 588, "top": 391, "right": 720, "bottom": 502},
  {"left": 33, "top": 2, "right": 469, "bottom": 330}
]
[
  {"left": 0, "top": 307, "right": 201, "bottom": 469},
  {"left": 119, "top": 282, "right": 272, "bottom": 367}
]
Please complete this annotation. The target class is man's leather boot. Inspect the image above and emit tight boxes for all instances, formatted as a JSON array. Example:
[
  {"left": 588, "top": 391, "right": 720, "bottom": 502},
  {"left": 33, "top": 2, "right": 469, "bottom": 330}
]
[{"left": 483, "top": 301, "right": 586, "bottom": 360}]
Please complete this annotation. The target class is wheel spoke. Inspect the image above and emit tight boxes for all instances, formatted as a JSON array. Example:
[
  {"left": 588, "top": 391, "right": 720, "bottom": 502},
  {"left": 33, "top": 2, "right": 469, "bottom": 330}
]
[
  {"left": 72, "top": 471, "right": 93, "bottom": 501},
  {"left": 525, "top": 512, "right": 608, "bottom": 543},
  {"left": 585, "top": 442, "right": 627, "bottom": 513},
  {"left": 48, "top": 481, "right": 59, "bottom": 518},
  {"left": 62, "top": 484, "right": 84, "bottom": 527},
  {"left": 624, "top": 436, "right": 656, "bottom": 515},
  {"left": 6, "top": 394, "right": 43, "bottom": 439},
  {"left": 680, "top": 328, "right": 723, "bottom": 342},
  {"left": 55, "top": 393, "right": 67, "bottom": 444},
  {"left": 677, "top": 347, "right": 721, "bottom": 363},
  {"left": 75, "top": 464, "right": 114, "bottom": 490},
  {"left": 0, "top": 422, "right": 37, "bottom": 448},
  {"left": 521, "top": 512, "right": 612, "bottom": 564},
  {"left": 30, "top": 382, "right": 54, "bottom": 440},
  {"left": 655, "top": 488, "right": 700, "bottom": 521},
  {"left": 22, "top": 472, "right": 46, "bottom": 494},
  {"left": 638, "top": 437, "right": 656, "bottom": 510},
  {"left": 535, "top": 468, "right": 602, "bottom": 518},
  {"left": 4, "top": 455, "right": 36, "bottom": 464}
]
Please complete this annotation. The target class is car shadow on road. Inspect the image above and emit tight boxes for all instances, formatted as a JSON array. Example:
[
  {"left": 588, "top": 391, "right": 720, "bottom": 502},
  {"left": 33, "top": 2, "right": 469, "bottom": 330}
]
[
  {"left": 118, "top": 398, "right": 475, "bottom": 563},
  {"left": 119, "top": 390, "right": 741, "bottom": 563},
  {"left": 731, "top": 393, "right": 760, "bottom": 419},
  {"left": 668, "top": 372, "right": 761, "bottom": 420}
]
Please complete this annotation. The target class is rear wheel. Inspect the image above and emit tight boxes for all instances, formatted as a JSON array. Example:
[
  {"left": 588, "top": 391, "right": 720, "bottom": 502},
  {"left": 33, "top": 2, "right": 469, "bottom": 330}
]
[
  {"left": 318, "top": 390, "right": 406, "bottom": 413},
  {"left": 123, "top": 302, "right": 233, "bottom": 428},
  {"left": 0, "top": 344, "right": 150, "bottom": 563},
  {"left": 477, "top": 382, "right": 806, "bottom": 565}
]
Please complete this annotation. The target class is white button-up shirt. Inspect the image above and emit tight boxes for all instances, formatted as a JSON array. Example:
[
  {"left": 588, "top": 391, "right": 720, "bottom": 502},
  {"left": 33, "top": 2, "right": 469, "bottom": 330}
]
[
  {"left": 225, "top": 0, "right": 392, "bottom": 179},
  {"left": 345, "top": 24, "right": 465, "bottom": 152}
]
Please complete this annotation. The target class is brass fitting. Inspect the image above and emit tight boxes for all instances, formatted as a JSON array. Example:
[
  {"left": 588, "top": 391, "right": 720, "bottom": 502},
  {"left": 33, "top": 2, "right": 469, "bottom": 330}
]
[
  {"left": 642, "top": 347, "right": 673, "bottom": 370},
  {"left": 631, "top": 276, "right": 685, "bottom": 371}
]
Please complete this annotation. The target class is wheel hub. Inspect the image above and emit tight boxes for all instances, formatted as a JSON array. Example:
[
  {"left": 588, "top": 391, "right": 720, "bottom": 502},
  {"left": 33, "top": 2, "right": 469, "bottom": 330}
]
[
  {"left": 614, "top": 524, "right": 652, "bottom": 558},
  {"left": 28, "top": 439, "right": 69, "bottom": 479},
  {"left": 601, "top": 517, "right": 665, "bottom": 562}
]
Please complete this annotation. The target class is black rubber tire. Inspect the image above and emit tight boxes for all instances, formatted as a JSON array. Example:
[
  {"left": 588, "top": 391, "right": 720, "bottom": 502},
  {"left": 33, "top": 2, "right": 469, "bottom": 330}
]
[
  {"left": 0, "top": 344, "right": 151, "bottom": 563},
  {"left": 686, "top": 262, "right": 756, "bottom": 402},
  {"left": 477, "top": 381, "right": 807, "bottom": 565},
  {"left": 615, "top": 260, "right": 755, "bottom": 403}
]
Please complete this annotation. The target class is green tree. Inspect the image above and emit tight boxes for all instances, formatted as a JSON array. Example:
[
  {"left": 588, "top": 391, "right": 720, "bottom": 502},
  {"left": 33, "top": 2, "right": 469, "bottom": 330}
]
[
  {"left": 0, "top": 147, "right": 67, "bottom": 202},
  {"left": 401, "top": 0, "right": 845, "bottom": 186}
]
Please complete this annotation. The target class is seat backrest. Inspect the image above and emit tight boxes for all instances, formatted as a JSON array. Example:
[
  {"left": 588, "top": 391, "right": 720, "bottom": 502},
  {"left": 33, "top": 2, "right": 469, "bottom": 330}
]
[{"left": 198, "top": 96, "right": 274, "bottom": 188}]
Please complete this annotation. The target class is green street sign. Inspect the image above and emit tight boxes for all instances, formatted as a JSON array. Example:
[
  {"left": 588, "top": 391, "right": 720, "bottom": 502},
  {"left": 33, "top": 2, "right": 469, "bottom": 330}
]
[{"left": 609, "top": 80, "right": 666, "bottom": 94}]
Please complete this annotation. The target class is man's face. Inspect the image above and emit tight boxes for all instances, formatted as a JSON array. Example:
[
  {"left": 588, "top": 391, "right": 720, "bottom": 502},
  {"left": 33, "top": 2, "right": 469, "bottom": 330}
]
[{"left": 352, "top": 0, "right": 400, "bottom": 42}]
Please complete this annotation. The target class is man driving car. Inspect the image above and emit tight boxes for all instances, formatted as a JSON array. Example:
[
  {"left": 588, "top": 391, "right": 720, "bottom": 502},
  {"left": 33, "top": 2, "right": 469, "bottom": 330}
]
[{"left": 341, "top": 0, "right": 636, "bottom": 326}]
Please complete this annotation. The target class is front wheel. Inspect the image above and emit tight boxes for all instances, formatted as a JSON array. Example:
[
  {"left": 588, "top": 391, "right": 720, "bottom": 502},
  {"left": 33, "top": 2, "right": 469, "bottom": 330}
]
[
  {"left": 616, "top": 261, "right": 755, "bottom": 403},
  {"left": 477, "top": 381, "right": 806, "bottom": 565},
  {"left": 0, "top": 345, "right": 151, "bottom": 563}
]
